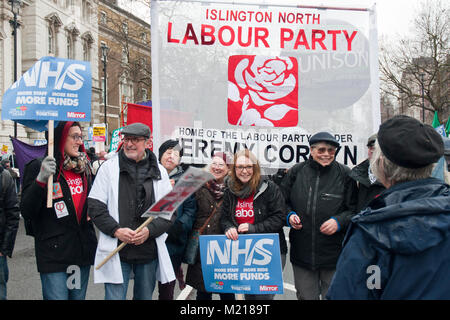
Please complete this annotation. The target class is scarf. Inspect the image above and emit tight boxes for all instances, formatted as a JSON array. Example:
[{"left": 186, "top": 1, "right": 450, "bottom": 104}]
[
  {"left": 206, "top": 179, "right": 226, "bottom": 200},
  {"left": 226, "top": 177, "right": 254, "bottom": 199},
  {"left": 63, "top": 152, "right": 89, "bottom": 174}
]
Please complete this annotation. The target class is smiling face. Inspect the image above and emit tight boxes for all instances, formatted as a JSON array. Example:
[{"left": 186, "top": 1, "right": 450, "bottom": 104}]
[
  {"left": 160, "top": 148, "right": 181, "bottom": 173},
  {"left": 310, "top": 142, "right": 336, "bottom": 167},
  {"left": 235, "top": 155, "right": 254, "bottom": 184},
  {"left": 64, "top": 125, "right": 83, "bottom": 158},
  {"left": 209, "top": 156, "right": 229, "bottom": 182},
  {"left": 122, "top": 135, "right": 148, "bottom": 162}
]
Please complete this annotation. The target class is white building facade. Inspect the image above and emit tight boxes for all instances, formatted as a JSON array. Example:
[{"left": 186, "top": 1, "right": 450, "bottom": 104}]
[{"left": 0, "top": 0, "right": 101, "bottom": 148}]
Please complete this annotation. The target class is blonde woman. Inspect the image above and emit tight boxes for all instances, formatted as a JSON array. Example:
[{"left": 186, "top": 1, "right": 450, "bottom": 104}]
[{"left": 220, "top": 149, "right": 286, "bottom": 300}]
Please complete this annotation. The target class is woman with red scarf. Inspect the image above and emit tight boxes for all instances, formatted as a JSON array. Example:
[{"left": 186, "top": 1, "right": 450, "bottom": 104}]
[{"left": 21, "top": 121, "right": 97, "bottom": 300}]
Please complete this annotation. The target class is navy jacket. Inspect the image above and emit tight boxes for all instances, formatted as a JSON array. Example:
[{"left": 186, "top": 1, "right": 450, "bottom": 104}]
[{"left": 327, "top": 178, "right": 450, "bottom": 299}]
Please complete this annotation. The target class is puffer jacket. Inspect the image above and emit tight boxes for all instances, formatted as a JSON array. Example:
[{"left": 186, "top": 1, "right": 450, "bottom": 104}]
[
  {"left": 280, "top": 157, "right": 357, "bottom": 270},
  {"left": 0, "top": 167, "right": 20, "bottom": 257},
  {"left": 327, "top": 178, "right": 450, "bottom": 299}
]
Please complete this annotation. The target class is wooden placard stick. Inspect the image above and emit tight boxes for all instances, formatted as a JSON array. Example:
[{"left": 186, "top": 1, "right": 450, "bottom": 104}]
[
  {"left": 46, "top": 120, "right": 54, "bottom": 208},
  {"left": 95, "top": 216, "right": 155, "bottom": 270}
]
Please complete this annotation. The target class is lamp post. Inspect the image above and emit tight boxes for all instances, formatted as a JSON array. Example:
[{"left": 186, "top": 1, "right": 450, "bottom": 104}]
[
  {"left": 9, "top": 0, "right": 22, "bottom": 138},
  {"left": 100, "top": 43, "right": 109, "bottom": 144},
  {"left": 420, "top": 73, "right": 425, "bottom": 123}
]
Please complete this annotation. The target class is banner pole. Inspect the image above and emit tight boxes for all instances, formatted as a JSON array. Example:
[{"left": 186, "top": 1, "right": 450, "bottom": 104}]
[{"left": 46, "top": 120, "right": 54, "bottom": 208}]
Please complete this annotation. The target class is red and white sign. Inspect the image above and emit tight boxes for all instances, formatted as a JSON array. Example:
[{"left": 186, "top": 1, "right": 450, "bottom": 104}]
[
  {"left": 228, "top": 55, "right": 298, "bottom": 127},
  {"left": 152, "top": 0, "right": 381, "bottom": 168}
]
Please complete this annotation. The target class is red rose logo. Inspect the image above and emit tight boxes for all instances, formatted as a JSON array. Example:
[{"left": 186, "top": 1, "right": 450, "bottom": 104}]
[{"left": 228, "top": 55, "right": 298, "bottom": 127}]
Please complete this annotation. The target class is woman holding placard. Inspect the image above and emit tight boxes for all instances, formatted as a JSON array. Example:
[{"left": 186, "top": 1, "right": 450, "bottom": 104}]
[
  {"left": 21, "top": 121, "right": 97, "bottom": 300},
  {"left": 221, "top": 149, "right": 286, "bottom": 300}
]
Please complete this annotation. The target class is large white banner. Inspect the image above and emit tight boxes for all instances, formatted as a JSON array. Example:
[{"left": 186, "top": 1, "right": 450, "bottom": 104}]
[{"left": 152, "top": 0, "right": 380, "bottom": 168}]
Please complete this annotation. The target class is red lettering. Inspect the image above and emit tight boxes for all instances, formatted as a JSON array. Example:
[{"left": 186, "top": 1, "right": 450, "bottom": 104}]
[
  {"left": 312, "top": 29, "right": 326, "bottom": 50},
  {"left": 237, "top": 26, "right": 252, "bottom": 47},
  {"left": 167, "top": 22, "right": 179, "bottom": 43},
  {"left": 201, "top": 24, "right": 215, "bottom": 45},
  {"left": 255, "top": 27, "right": 269, "bottom": 48},
  {"left": 294, "top": 29, "right": 310, "bottom": 50},
  {"left": 182, "top": 23, "right": 199, "bottom": 44},
  {"left": 280, "top": 28, "right": 294, "bottom": 49},
  {"left": 343, "top": 30, "right": 357, "bottom": 51},
  {"left": 218, "top": 25, "right": 235, "bottom": 46},
  {"left": 327, "top": 30, "right": 341, "bottom": 50}
]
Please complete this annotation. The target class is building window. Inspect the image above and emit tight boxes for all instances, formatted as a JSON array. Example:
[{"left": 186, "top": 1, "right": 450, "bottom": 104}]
[
  {"left": 121, "top": 47, "right": 128, "bottom": 64},
  {"left": 45, "top": 13, "right": 62, "bottom": 56},
  {"left": 82, "top": 32, "right": 94, "bottom": 62},
  {"left": 100, "top": 11, "right": 107, "bottom": 25},
  {"left": 122, "top": 22, "right": 128, "bottom": 35},
  {"left": 48, "top": 27, "right": 54, "bottom": 54},
  {"left": 141, "top": 88, "right": 148, "bottom": 101},
  {"left": 67, "top": 34, "right": 75, "bottom": 59},
  {"left": 83, "top": 41, "right": 90, "bottom": 61},
  {"left": 120, "top": 73, "right": 133, "bottom": 103}
]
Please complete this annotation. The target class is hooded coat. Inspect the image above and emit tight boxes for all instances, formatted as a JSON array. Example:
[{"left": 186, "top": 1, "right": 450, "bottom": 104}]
[
  {"left": 326, "top": 178, "right": 450, "bottom": 299},
  {"left": 20, "top": 121, "right": 97, "bottom": 273}
]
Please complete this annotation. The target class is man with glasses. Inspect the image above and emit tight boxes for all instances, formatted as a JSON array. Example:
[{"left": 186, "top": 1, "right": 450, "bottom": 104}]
[
  {"left": 280, "top": 131, "right": 357, "bottom": 300},
  {"left": 88, "top": 122, "right": 173, "bottom": 300}
]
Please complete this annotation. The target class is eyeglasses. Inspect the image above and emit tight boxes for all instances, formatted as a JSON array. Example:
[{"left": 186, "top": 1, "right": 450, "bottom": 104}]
[
  {"left": 235, "top": 165, "right": 253, "bottom": 172},
  {"left": 314, "top": 147, "right": 336, "bottom": 155},
  {"left": 69, "top": 134, "right": 83, "bottom": 141},
  {"left": 122, "top": 136, "right": 146, "bottom": 144},
  {"left": 211, "top": 162, "right": 225, "bottom": 168}
]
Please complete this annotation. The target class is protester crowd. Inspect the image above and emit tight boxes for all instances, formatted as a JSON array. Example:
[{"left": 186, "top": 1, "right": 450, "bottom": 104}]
[{"left": 0, "top": 115, "right": 449, "bottom": 300}]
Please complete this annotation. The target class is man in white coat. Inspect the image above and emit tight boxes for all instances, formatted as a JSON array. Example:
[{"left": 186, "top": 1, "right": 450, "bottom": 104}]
[{"left": 88, "top": 123, "right": 173, "bottom": 300}]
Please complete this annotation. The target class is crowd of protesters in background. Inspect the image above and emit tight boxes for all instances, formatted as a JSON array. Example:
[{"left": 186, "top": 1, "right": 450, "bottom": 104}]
[{"left": 2, "top": 115, "right": 449, "bottom": 300}]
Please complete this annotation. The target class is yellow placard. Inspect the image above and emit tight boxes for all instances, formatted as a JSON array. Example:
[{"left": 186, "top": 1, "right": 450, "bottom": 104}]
[{"left": 93, "top": 127, "right": 106, "bottom": 136}]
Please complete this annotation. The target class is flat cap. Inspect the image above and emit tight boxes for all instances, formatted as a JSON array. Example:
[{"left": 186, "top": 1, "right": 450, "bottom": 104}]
[
  {"left": 378, "top": 115, "right": 444, "bottom": 168},
  {"left": 309, "top": 131, "right": 340, "bottom": 148},
  {"left": 121, "top": 122, "right": 151, "bottom": 138}
]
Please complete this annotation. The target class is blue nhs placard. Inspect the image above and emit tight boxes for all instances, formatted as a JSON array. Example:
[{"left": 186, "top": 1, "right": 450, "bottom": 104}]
[
  {"left": 1, "top": 56, "right": 91, "bottom": 122},
  {"left": 199, "top": 234, "right": 283, "bottom": 295}
]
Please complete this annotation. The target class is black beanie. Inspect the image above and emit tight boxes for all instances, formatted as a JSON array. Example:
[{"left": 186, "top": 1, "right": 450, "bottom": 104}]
[
  {"left": 378, "top": 115, "right": 444, "bottom": 168},
  {"left": 158, "top": 139, "right": 183, "bottom": 161}
]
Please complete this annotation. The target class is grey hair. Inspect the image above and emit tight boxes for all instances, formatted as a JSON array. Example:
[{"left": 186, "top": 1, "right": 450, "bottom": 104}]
[{"left": 370, "top": 140, "right": 434, "bottom": 186}]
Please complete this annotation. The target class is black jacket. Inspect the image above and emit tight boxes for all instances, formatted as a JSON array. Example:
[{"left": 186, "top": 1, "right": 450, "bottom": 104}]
[
  {"left": 280, "top": 158, "right": 357, "bottom": 270},
  {"left": 348, "top": 159, "right": 385, "bottom": 213},
  {"left": 0, "top": 167, "right": 20, "bottom": 257},
  {"left": 20, "top": 122, "right": 97, "bottom": 273},
  {"left": 220, "top": 178, "right": 287, "bottom": 254}
]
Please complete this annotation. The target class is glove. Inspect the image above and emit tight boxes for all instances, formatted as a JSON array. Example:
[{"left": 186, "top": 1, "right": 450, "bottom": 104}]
[{"left": 36, "top": 156, "right": 56, "bottom": 183}]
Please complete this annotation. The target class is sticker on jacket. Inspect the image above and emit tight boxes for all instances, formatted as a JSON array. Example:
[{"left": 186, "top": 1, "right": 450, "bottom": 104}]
[
  {"left": 54, "top": 200, "right": 69, "bottom": 218},
  {"left": 52, "top": 182, "right": 64, "bottom": 200}
]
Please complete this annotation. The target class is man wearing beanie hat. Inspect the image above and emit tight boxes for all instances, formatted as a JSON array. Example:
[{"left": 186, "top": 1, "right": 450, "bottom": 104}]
[
  {"left": 280, "top": 131, "right": 357, "bottom": 300},
  {"left": 157, "top": 139, "right": 196, "bottom": 300},
  {"left": 88, "top": 122, "right": 174, "bottom": 300},
  {"left": 328, "top": 115, "right": 450, "bottom": 299}
]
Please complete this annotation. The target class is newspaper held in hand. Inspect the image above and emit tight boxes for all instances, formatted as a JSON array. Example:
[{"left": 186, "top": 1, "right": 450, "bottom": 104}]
[{"left": 141, "top": 167, "right": 214, "bottom": 220}]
